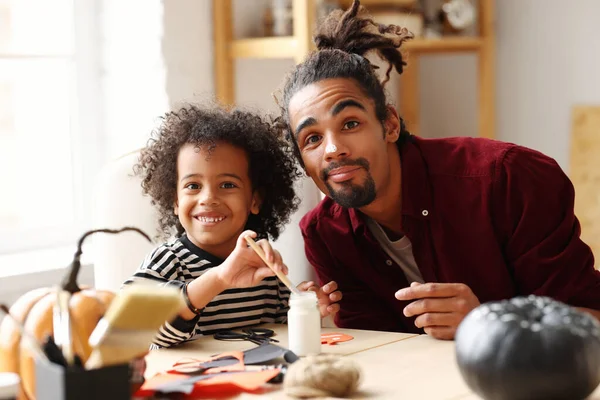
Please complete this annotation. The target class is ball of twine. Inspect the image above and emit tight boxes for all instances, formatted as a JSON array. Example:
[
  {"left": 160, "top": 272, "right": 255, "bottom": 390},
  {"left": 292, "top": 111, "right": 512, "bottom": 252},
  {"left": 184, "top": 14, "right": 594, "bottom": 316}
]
[{"left": 283, "top": 354, "right": 362, "bottom": 398}]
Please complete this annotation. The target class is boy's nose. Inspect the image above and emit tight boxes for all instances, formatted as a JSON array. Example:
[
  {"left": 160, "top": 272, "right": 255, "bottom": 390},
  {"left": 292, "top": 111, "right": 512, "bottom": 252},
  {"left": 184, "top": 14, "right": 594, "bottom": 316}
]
[{"left": 199, "top": 189, "right": 219, "bottom": 206}]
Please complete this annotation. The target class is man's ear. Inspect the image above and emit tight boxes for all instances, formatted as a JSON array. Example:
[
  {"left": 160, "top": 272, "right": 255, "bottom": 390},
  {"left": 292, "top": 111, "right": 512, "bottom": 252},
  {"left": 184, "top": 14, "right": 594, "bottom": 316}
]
[
  {"left": 384, "top": 105, "right": 401, "bottom": 143},
  {"left": 250, "top": 191, "right": 262, "bottom": 215}
]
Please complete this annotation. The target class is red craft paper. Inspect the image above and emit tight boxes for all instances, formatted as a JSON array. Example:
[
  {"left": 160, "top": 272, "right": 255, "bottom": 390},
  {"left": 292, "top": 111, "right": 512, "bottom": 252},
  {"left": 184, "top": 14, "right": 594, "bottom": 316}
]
[
  {"left": 136, "top": 369, "right": 280, "bottom": 397},
  {"left": 195, "top": 369, "right": 280, "bottom": 390}
]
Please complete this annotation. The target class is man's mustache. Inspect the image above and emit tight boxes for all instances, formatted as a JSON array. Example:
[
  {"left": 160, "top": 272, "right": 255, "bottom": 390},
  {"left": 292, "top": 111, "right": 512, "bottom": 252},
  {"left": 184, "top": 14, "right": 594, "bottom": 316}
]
[{"left": 321, "top": 158, "right": 370, "bottom": 181}]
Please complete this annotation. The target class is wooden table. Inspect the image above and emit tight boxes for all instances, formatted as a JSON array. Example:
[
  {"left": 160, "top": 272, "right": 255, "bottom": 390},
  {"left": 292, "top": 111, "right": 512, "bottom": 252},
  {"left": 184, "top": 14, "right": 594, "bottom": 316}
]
[
  {"left": 145, "top": 324, "right": 416, "bottom": 377},
  {"left": 144, "top": 324, "right": 600, "bottom": 399}
]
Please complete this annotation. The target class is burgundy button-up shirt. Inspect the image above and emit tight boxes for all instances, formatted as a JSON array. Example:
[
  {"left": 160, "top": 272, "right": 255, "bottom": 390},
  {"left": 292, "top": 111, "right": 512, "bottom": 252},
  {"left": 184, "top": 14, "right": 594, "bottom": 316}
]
[{"left": 299, "top": 136, "right": 600, "bottom": 333}]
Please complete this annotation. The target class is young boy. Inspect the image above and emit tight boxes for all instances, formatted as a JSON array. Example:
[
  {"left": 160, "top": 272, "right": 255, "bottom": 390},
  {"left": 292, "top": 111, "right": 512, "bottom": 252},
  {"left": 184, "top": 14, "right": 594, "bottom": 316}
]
[{"left": 125, "top": 104, "right": 341, "bottom": 348}]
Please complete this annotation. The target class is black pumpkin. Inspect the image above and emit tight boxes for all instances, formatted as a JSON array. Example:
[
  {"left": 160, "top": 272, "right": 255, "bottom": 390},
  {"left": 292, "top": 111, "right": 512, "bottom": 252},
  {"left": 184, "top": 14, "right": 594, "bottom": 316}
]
[{"left": 455, "top": 295, "right": 600, "bottom": 400}]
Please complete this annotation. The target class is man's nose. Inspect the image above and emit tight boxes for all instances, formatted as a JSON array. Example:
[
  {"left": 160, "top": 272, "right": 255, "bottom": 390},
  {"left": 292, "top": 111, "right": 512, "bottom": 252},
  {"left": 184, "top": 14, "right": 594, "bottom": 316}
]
[{"left": 323, "top": 137, "right": 349, "bottom": 161}]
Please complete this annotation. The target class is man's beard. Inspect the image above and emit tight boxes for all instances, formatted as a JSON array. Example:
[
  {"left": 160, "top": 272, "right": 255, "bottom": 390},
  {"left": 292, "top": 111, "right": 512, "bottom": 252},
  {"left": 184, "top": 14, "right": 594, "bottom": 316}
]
[{"left": 322, "top": 158, "right": 377, "bottom": 209}]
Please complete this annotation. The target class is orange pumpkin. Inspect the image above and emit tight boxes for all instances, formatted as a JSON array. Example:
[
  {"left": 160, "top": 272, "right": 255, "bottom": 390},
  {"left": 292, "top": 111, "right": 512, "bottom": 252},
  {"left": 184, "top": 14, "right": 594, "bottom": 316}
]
[{"left": 0, "top": 227, "right": 150, "bottom": 400}]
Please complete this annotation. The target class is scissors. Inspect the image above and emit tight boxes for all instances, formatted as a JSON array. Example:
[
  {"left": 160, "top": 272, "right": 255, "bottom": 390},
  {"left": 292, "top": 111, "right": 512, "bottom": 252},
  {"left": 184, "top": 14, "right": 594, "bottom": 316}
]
[{"left": 213, "top": 327, "right": 279, "bottom": 345}]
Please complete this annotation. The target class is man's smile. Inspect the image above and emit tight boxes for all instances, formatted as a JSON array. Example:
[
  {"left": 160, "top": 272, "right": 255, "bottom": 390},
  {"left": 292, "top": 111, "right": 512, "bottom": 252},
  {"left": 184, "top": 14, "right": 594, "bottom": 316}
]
[{"left": 326, "top": 166, "right": 362, "bottom": 183}]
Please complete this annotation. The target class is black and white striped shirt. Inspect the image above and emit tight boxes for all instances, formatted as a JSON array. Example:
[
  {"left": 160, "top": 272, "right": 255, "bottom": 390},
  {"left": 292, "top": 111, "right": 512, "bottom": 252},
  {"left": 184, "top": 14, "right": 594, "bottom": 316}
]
[{"left": 124, "top": 234, "right": 290, "bottom": 348}]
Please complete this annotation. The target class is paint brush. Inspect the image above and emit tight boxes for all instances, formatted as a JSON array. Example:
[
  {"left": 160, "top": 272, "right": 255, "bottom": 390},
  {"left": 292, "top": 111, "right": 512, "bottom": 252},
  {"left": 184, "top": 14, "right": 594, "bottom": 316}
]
[{"left": 244, "top": 236, "right": 301, "bottom": 295}]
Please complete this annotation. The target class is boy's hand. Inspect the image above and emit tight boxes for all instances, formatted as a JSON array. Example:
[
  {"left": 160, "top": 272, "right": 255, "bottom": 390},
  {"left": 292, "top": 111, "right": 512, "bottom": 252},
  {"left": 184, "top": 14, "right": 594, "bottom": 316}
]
[
  {"left": 215, "top": 230, "right": 289, "bottom": 289},
  {"left": 297, "top": 280, "right": 342, "bottom": 318}
]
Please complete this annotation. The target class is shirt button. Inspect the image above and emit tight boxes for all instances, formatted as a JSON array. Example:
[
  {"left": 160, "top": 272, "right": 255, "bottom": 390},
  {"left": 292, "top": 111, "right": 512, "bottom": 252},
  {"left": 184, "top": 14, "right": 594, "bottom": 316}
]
[
  {"left": 386, "top": 260, "right": 393, "bottom": 266},
  {"left": 422, "top": 209, "right": 429, "bottom": 217}
]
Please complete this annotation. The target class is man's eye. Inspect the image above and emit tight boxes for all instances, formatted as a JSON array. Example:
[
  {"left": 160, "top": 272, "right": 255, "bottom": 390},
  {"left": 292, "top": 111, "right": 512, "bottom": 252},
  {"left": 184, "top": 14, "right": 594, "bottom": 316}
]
[
  {"left": 343, "top": 121, "right": 359, "bottom": 130},
  {"left": 305, "top": 135, "right": 321, "bottom": 145},
  {"left": 185, "top": 183, "right": 199, "bottom": 190},
  {"left": 221, "top": 182, "right": 237, "bottom": 189}
]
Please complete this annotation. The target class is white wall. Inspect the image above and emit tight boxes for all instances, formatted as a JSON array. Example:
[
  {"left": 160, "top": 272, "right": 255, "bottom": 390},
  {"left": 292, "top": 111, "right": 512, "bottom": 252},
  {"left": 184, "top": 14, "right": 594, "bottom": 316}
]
[
  {"left": 100, "top": 0, "right": 213, "bottom": 161},
  {"left": 496, "top": 0, "right": 600, "bottom": 170},
  {"left": 162, "top": 0, "right": 214, "bottom": 108}
]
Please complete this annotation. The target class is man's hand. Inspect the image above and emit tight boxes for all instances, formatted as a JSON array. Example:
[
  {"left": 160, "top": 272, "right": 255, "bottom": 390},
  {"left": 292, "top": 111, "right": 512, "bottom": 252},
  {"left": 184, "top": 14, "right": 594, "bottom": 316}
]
[
  {"left": 297, "top": 280, "right": 342, "bottom": 318},
  {"left": 395, "top": 282, "right": 480, "bottom": 340}
]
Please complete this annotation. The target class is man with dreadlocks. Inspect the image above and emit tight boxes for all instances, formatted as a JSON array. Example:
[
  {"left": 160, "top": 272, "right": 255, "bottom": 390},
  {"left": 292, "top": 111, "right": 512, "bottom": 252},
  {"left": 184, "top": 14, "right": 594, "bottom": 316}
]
[{"left": 277, "top": 0, "right": 600, "bottom": 340}]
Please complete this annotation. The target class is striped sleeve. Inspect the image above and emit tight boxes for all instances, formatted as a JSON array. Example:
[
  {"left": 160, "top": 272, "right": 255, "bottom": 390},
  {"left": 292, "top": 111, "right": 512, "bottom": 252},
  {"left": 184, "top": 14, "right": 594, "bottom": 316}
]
[
  {"left": 275, "top": 279, "right": 291, "bottom": 323},
  {"left": 123, "top": 243, "right": 197, "bottom": 348},
  {"left": 123, "top": 245, "right": 184, "bottom": 286}
]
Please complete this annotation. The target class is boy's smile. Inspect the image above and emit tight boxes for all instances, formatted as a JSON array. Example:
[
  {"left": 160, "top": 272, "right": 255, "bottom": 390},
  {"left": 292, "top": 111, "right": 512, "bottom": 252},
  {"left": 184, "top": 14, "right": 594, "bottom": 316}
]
[
  {"left": 175, "top": 142, "right": 260, "bottom": 259},
  {"left": 193, "top": 211, "right": 226, "bottom": 226}
]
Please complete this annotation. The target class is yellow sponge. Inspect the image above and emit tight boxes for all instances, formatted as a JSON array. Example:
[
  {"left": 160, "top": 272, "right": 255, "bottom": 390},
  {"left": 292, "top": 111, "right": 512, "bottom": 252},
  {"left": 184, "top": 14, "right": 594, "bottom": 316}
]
[{"left": 86, "top": 282, "right": 184, "bottom": 369}]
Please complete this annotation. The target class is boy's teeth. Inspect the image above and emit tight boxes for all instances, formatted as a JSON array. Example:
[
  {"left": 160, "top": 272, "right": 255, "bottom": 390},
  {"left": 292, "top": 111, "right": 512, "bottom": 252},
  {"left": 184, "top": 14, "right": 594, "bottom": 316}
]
[{"left": 199, "top": 216, "right": 224, "bottom": 223}]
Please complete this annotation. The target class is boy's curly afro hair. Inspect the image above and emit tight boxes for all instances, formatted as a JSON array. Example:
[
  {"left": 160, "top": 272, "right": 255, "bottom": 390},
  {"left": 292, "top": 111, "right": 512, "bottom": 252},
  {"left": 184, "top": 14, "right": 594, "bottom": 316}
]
[{"left": 135, "top": 103, "right": 302, "bottom": 241}]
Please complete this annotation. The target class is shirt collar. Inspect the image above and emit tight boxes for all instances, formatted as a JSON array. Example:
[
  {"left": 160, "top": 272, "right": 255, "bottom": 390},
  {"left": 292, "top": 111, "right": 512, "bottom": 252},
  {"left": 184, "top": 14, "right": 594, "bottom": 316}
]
[
  {"left": 180, "top": 234, "right": 225, "bottom": 265},
  {"left": 348, "top": 137, "right": 432, "bottom": 233}
]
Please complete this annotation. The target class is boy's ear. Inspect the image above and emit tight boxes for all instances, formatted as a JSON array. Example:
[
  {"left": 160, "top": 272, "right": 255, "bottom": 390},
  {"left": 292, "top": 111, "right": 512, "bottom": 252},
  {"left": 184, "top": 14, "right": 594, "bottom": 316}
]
[
  {"left": 174, "top": 200, "right": 179, "bottom": 216},
  {"left": 250, "top": 190, "right": 262, "bottom": 215}
]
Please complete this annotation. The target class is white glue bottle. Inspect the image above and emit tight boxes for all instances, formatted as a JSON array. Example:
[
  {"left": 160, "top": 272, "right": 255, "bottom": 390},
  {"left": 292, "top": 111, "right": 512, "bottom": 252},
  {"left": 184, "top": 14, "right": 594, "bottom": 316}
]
[{"left": 288, "top": 291, "right": 321, "bottom": 356}]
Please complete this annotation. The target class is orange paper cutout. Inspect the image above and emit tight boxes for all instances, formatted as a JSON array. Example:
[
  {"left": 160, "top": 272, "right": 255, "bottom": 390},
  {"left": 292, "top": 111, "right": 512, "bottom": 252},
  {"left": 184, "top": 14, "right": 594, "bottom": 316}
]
[{"left": 321, "top": 332, "right": 354, "bottom": 345}]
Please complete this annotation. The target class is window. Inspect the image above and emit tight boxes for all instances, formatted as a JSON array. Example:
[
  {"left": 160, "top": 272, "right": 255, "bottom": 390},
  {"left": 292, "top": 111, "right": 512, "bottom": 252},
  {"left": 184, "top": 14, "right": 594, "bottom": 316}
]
[{"left": 0, "top": 0, "right": 100, "bottom": 254}]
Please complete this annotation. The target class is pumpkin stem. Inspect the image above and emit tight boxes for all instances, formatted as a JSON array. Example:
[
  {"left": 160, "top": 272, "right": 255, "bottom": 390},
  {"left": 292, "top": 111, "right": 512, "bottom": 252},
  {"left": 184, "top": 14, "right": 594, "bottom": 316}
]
[{"left": 61, "top": 227, "right": 152, "bottom": 294}]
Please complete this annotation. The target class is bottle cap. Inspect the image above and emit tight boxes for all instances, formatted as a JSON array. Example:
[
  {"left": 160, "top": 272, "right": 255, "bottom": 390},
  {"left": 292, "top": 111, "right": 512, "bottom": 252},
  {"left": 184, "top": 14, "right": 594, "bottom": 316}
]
[{"left": 290, "top": 290, "right": 318, "bottom": 305}]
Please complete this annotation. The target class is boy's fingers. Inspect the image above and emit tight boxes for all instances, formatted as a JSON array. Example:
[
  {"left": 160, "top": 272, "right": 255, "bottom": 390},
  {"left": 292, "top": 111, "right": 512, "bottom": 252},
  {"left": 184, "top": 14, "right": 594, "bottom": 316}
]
[
  {"left": 272, "top": 249, "right": 283, "bottom": 265},
  {"left": 280, "top": 264, "right": 289, "bottom": 275},
  {"left": 255, "top": 240, "right": 283, "bottom": 267},
  {"left": 255, "top": 266, "right": 275, "bottom": 281},
  {"left": 272, "top": 263, "right": 286, "bottom": 275},
  {"left": 238, "top": 230, "right": 257, "bottom": 248},
  {"left": 256, "top": 239, "right": 274, "bottom": 262}
]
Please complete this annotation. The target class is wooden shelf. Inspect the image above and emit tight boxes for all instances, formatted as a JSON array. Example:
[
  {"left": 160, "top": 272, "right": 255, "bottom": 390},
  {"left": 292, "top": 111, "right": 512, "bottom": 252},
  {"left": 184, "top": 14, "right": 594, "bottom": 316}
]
[
  {"left": 230, "top": 36, "right": 481, "bottom": 59},
  {"left": 214, "top": 0, "right": 495, "bottom": 139},
  {"left": 230, "top": 37, "right": 298, "bottom": 59},
  {"left": 404, "top": 37, "right": 483, "bottom": 53},
  {"left": 339, "top": 0, "right": 415, "bottom": 6}
]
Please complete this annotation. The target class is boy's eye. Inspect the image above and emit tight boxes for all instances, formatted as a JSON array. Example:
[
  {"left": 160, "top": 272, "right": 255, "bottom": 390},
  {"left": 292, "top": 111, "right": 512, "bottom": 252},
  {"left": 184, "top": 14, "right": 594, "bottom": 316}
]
[
  {"left": 343, "top": 121, "right": 359, "bottom": 130},
  {"left": 185, "top": 183, "right": 199, "bottom": 190},
  {"left": 221, "top": 182, "right": 238, "bottom": 189}
]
